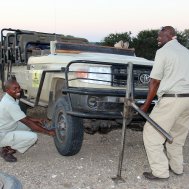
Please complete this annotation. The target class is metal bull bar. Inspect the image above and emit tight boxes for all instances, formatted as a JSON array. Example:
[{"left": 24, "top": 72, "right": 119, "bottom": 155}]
[{"left": 112, "top": 62, "right": 173, "bottom": 183}]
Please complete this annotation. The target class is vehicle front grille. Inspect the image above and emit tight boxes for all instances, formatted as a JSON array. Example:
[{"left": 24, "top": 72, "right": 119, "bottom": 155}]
[{"left": 111, "top": 65, "right": 152, "bottom": 88}]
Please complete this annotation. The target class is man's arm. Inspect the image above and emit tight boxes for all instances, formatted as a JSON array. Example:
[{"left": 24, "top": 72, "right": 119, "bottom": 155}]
[
  {"left": 140, "top": 78, "right": 161, "bottom": 113},
  {"left": 20, "top": 117, "right": 55, "bottom": 136},
  {"left": 27, "top": 117, "right": 45, "bottom": 125}
]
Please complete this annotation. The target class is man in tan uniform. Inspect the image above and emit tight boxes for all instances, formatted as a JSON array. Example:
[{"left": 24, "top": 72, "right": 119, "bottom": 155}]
[
  {"left": 0, "top": 80, "right": 55, "bottom": 162},
  {"left": 141, "top": 26, "right": 189, "bottom": 179}
]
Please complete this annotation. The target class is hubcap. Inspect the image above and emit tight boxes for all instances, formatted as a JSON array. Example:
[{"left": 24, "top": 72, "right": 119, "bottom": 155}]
[{"left": 57, "top": 111, "right": 67, "bottom": 142}]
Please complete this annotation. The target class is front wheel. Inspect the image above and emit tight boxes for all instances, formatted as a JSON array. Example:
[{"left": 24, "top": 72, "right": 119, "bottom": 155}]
[{"left": 52, "top": 96, "right": 84, "bottom": 156}]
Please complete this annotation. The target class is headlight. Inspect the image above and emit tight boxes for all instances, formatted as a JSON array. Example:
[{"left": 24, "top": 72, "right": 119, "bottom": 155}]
[{"left": 76, "top": 66, "right": 111, "bottom": 85}]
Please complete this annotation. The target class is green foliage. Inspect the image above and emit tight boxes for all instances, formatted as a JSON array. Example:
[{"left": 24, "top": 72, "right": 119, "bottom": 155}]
[
  {"left": 101, "top": 32, "right": 132, "bottom": 47},
  {"left": 65, "top": 35, "right": 76, "bottom": 38},
  {"left": 183, "top": 29, "right": 189, "bottom": 48},
  {"left": 102, "top": 28, "right": 189, "bottom": 60},
  {"left": 132, "top": 30, "right": 158, "bottom": 60},
  {"left": 176, "top": 30, "right": 189, "bottom": 48}
]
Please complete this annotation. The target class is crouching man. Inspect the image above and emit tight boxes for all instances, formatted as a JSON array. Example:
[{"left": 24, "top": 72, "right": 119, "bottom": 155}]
[{"left": 0, "top": 79, "right": 55, "bottom": 162}]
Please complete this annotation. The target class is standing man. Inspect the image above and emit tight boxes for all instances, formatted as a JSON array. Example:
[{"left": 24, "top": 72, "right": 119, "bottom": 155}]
[
  {"left": 0, "top": 79, "right": 55, "bottom": 162},
  {"left": 141, "top": 26, "right": 189, "bottom": 179}
]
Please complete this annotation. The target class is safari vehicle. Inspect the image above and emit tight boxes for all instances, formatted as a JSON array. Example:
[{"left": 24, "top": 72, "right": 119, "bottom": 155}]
[{"left": 0, "top": 28, "right": 154, "bottom": 156}]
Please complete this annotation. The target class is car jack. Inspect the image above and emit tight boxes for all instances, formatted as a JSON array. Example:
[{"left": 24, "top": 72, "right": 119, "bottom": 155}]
[{"left": 112, "top": 62, "right": 173, "bottom": 183}]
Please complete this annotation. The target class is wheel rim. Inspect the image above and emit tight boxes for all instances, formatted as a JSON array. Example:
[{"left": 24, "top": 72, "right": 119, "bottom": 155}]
[{"left": 56, "top": 111, "right": 67, "bottom": 143}]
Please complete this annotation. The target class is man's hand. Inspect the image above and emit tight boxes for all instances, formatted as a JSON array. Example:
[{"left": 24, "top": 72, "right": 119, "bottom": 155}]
[
  {"left": 140, "top": 78, "right": 160, "bottom": 113},
  {"left": 28, "top": 117, "right": 47, "bottom": 125},
  {"left": 140, "top": 103, "right": 150, "bottom": 113},
  {"left": 47, "top": 130, "right": 56, "bottom": 137},
  {"left": 20, "top": 117, "right": 55, "bottom": 137}
]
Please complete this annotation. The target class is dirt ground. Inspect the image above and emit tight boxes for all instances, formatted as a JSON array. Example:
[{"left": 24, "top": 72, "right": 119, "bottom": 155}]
[{"left": 0, "top": 91, "right": 189, "bottom": 189}]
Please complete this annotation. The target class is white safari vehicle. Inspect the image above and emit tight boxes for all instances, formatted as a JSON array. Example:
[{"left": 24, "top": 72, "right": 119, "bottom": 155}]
[{"left": 0, "top": 29, "right": 154, "bottom": 156}]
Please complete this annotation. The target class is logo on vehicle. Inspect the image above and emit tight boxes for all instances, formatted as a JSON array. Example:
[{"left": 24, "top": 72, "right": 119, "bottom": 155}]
[{"left": 139, "top": 74, "right": 150, "bottom": 84}]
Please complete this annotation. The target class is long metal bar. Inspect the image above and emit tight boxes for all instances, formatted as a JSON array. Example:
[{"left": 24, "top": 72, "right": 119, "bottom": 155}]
[
  {"left": 67, "top": 111, "right": 122, "bottom": 119},
  {"left": 63, "top": 88, "right": 125, "bottom": 96},
  {"left": 131, "top": 103, "right": 173, "bottom": 142},
  {"left": 112, "top": 62, "right": 134, "bottom": 183},
  {"left": 117, "top": 62, "right": 133, "bottom": 177}
]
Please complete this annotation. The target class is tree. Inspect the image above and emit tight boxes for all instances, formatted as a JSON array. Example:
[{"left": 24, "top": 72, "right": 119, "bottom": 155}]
[
  {"left": 176, "top": 31, "right": 188, "bottom": 47},
  {"left": 181, "top": 29, "right": 189, "bottom": 48},
  {"left": 101, "top": 28, "right": 189, "bottom": 60},
  {"left": 101, "top": 32, "right": 132, "bottom": 47},
  {"left": 132, "top": 30, "right": 158, "bottom": 60},
  {"left": 101, "top": 30, "right": 158, "bottom": 60}
]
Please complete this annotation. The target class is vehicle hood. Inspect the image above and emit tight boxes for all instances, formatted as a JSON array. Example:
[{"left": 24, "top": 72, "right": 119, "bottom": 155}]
[{"left": 28, "top": 52, "right": 154, "bottom": 66}]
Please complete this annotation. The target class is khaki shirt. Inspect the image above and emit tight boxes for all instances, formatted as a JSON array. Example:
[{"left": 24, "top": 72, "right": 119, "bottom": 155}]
[
  {"left": 150, "top": 39, "right": 189, "bottom": 97},
  {"left": 0, "top": 93, "right": 26, "bottom": 133}
]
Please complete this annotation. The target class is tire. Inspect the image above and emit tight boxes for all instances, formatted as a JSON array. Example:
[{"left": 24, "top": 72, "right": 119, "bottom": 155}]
[
  {"left": 0, "top": 172, "right": 22, "bottom": 189},
  {"left": 53, "top": 96, "right": 84, "bottom": 156}
]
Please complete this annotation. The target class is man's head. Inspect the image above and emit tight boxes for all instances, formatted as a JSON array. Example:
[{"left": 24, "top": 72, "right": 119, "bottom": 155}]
[
  {"left": 157, "top": 26, "right": 176, "bottom": 47},
  {"left": 4, "top": 80, "right": 21, "bottom": 99}
]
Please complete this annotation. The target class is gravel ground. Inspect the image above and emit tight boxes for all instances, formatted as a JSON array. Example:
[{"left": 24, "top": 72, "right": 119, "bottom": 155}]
[{"left": 0, "top": 91, "right": 189, "bottom": 189}]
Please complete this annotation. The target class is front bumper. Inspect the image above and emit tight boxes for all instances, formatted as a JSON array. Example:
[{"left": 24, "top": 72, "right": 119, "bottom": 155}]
[{"left": 64, "top": 87, "right": 155, "bottom": 119}]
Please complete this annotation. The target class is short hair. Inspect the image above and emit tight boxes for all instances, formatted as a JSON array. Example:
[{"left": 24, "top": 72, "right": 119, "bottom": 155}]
[
  {"left": 4, "top": 79, "right": 19, "bottom": 90},
  {"left": 160, "top": 26, "right": 176, "bottom": 37}
]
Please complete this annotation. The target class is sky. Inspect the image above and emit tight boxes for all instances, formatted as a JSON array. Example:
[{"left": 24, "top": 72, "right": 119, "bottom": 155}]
[{"left": 1, "top": 0, "right": 189, "bottom": 42}]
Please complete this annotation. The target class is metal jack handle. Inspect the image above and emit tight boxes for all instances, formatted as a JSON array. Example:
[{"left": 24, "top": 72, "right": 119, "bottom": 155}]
[
  {"left": 112, "top": 62, "right": 134, "bottom": 183},
  {"left": 112, "top": 62, "right": 173, "bottom": 184},
  {"left": 131, "top": 103, "right": 173, "bottom": 142}
]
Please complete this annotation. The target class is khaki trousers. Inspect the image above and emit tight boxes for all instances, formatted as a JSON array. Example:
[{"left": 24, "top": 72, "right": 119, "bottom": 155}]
[
  {"left": 143, "top": 97, "right": 189, "bottom": 178},
  {"left": 0, "top": 122, "right": 37, "bottom": 153}
]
